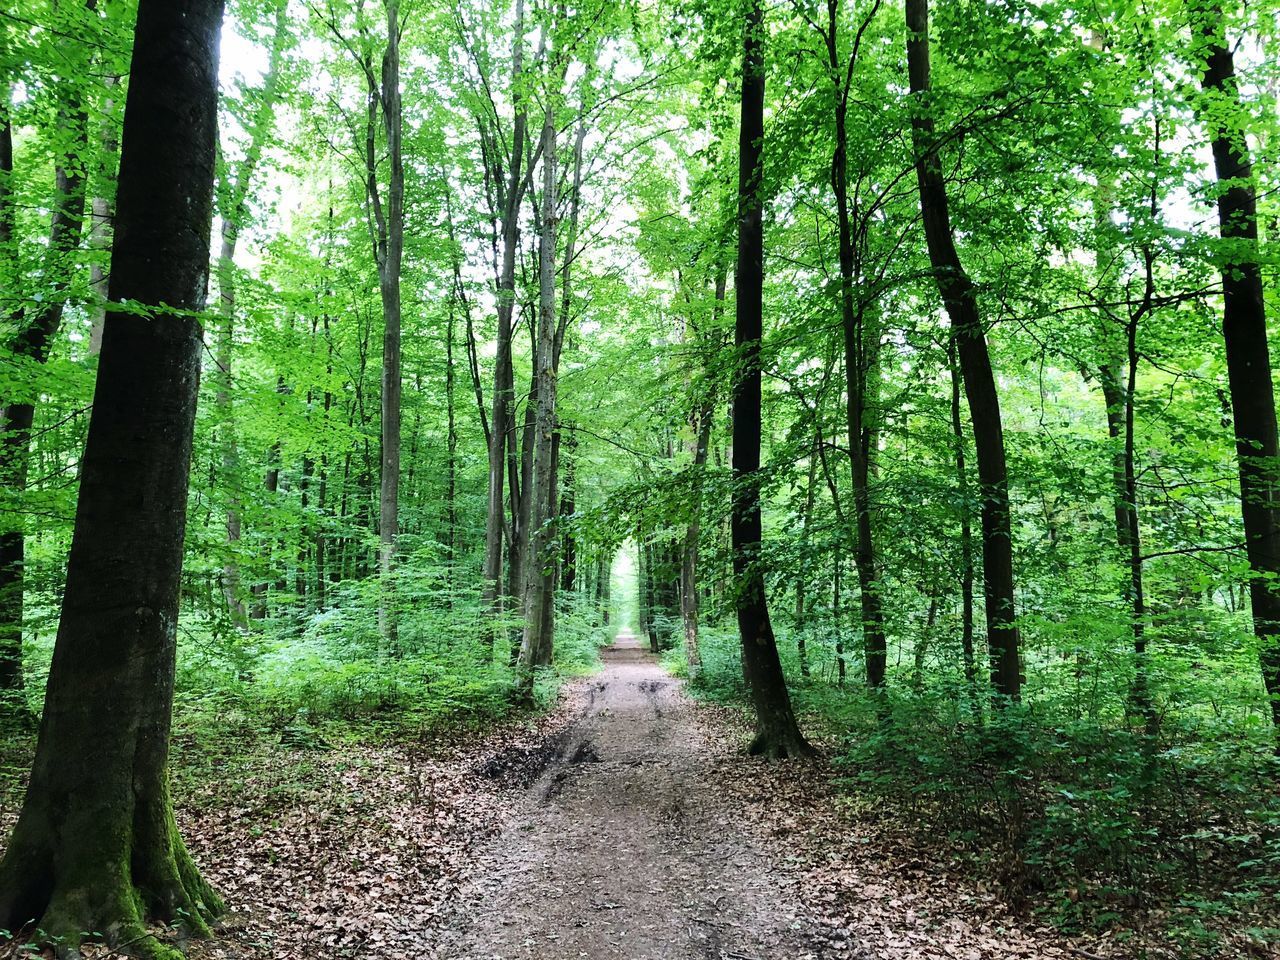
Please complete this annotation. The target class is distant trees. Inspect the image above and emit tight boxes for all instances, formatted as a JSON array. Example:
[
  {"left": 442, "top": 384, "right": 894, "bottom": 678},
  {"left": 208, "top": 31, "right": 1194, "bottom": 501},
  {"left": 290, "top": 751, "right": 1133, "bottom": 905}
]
[{"left": 0, "top": 0, "right": 225, "bottom": 949}]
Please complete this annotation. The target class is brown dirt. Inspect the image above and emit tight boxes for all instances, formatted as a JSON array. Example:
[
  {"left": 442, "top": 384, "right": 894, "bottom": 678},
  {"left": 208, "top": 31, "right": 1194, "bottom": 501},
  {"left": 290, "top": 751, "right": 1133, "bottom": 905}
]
[{"left": 436, "top": 630, "right": 827, "bottom": 960}]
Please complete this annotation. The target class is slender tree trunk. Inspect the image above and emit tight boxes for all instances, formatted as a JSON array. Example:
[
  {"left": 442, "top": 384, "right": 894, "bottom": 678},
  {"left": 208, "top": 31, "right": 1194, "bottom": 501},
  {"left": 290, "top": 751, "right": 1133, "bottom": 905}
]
[
  {"left": 0, "top": 1, "right": 225, "bottom": 949},
  {"left": 560, "top": 432, "right": 577, "bottom": 593},
  {"left": 733, "top": 0, "right": 814, "bottom": 758},
  {"left": 87, "top": 76, "right": 118, "bottom": 356},
  {"left": 483, "top": 0, "right": 528, "bottom": 611},
  {"left": 1121, "top": 313, "right": 1155, "bottom": 730},
  {"left": 517, "top": 100, "right": 560, "bottom": 686},
  {"left": 371, "top": 0, "right": 404, "bottom": 648},
  {"left": 447, "top": 283, "right": 459, "bottom": 587},
  {"left": 0, "top": 64, "right": 91, "bottom": 711},
  {"left": 0, "top": 96, "right": 17, "bottom": 705},
  {"left": 794, "top": 440, "right": 817, "bottom": 679},
  {"left": 597, "top": 550, "right": 611, "bottom": 625},
  {"left": 906, "top": 0, "right": 1021, "bottom": 700},
  {"left": 683, "top": 392, "right": 715, "bottom": 674},
  {"left": 213, "top": 0, "right": 288, "bottom": 627},
  {"left": 826, "top": 0, "right": 887, "bottom": 690},
  {"left": 833, "top": 552, "right": 847, "bottom": 686},
  {"left": 948, "top": 339, "right": 977, "bottom": 694},
  {"left": 1192, "top": 2, "right": 1280, "bottom": 731}
]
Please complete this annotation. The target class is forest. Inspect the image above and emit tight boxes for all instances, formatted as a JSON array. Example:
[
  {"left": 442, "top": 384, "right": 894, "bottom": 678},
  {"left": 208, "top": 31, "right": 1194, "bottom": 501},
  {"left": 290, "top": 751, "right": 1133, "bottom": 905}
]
[{"left": 1, "top": 0, "right": 1279, "bottom": 956}]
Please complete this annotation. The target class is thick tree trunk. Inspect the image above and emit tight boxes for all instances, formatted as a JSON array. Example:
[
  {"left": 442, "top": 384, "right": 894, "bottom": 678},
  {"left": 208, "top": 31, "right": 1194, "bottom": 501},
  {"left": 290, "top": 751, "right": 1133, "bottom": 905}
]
[
  {"left": 0, "top": 68, "right": 90, "bottom": 712},
  {"left": 1192, "top": 3, "right": 1280, "bottom": 731},
  {"left": 733, "top": 0, "right": 814, "bottom": 758},
  {"left": 906, "top": 0, "right": 1021, "bottom": 700},
  {"left": 0, "top": 0, "right": 225, "bottom": 952}
]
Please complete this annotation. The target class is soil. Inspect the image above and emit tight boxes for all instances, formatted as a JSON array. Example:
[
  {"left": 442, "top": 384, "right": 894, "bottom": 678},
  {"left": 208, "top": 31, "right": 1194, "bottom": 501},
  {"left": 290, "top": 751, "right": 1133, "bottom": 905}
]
[{"left": 438, "top": 630, "right": 827, "bottom": 960}]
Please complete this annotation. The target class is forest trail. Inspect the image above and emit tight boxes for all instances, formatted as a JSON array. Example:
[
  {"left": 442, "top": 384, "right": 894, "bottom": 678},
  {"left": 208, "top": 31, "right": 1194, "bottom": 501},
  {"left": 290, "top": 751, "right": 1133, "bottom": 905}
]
[{"left": 439, "top": 630, "right": 825, "bottom": 960}]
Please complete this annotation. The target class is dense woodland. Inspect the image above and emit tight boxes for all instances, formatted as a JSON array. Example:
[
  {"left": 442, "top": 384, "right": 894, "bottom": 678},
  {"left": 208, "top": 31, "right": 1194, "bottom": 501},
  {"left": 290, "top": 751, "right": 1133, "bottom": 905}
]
[{"left": 1, "top": 0, "right": 1280, "bottom": 956}]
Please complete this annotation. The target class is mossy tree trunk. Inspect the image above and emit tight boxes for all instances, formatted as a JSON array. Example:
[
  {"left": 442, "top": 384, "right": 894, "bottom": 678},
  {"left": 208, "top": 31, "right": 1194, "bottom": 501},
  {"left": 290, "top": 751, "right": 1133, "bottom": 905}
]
[{"left": 0, "top": 0, "right": 225, "bottom": 953}]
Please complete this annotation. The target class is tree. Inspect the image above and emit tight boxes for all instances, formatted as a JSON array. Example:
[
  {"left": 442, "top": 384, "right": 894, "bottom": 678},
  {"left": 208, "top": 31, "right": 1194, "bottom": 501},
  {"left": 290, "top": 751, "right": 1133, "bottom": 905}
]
[
  {"left": 213, "top": 0, "right": 291, "bottom": 626},
  {"left": 480, "top": 0, "right": 531, "bottom": 618},
  {"left": 517, "top": 83, "right": 561, "bottom": 684},
  {"left": 732, "top": 0, "right": 814, "bottom": 759},
  {"left": 0, "top": 0, "right": 225, "bottom": 951},
  {"left": 905, "top": 0, "right": 1021, "bottom": 701},
  {"left": 1190, "top": 0, "right": 1280, "bottom": 731},
  {"left": 825, "top": 0, "right": 888, "bottom": 689},
  {"left": 0, "top": 2, "right": 95, "bottom": 713}
]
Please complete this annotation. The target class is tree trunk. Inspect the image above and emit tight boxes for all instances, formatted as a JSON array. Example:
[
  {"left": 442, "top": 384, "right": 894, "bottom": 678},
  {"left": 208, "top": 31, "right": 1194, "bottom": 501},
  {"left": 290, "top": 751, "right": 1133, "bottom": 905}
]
[
  {"left": 87, "top": 76, "right": 119, "bottom": 356},
  {"left": 826, "top": 0, "right": 887, "bottom": 690},
  {"left": 517, "top": 100, "right": 560, "bottom": 687},
  {"left": 482, "top": 0, "right": 528, "bottom": 611},
  {"left": 733, "top": 0, "right": 814, "bottom": 758},
  {"left": 0, "top": 61, "right": 91, "bottom": 712},
  {"left": 794, "top": 440, "right": 817, "bottom": 679},
  {"left": 1192, "top": 1, "right": 1280, "bottom": 731},
  {"left": 906, "top": 0, "right": 1021, "bottom": 700},
  {"left": 948, "top": 339, "right": 978, "bottom": 696},
  {"left": 213, "top": 0, "right": 289, "bottom": 627},
  {"left": 560, "top": 432, "right": 577, "bottom": 594},
  {"left": 683, "top": 392, "right": 715, "bottom": 674},
  {"left": 373, "top": 0, "right": 404, "bottom": 649},
  {"left": 0, "top": 0, "right": 225, "bottom": 951}
]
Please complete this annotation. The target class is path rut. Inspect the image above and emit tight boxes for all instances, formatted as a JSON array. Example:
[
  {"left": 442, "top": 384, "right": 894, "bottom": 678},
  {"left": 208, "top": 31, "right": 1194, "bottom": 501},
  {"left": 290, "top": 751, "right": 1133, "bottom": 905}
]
[{"left": 440, "top": 631, "right": 824, "bottom": 960}]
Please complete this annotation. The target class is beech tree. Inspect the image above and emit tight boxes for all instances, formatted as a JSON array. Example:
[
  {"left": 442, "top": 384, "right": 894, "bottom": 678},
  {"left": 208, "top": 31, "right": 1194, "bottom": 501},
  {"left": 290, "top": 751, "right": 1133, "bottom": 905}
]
[
  {"left": 905, "top": 0, "right": 1021, "bottom": 700},
  {"left": 0, "top": 0, "right": 225, "bottom": 951},
  {"left": 0, "top": 3, "right": 96, "bottom": 713},
  {"left": 732, "top": 0, "right": 814, "bottom": 758},
  {"left": 1190, "top": 0, "right": 1280, "bottom": 730}
]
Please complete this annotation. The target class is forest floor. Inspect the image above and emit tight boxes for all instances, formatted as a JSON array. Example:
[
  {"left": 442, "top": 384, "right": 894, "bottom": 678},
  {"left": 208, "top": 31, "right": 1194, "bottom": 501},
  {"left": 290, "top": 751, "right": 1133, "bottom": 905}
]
[
  {"left": 1, "top": 634, "right": 1188, "bottom": 959},
  {"left": 172, "top": 631, "right": 1134, "bottom": 960}
]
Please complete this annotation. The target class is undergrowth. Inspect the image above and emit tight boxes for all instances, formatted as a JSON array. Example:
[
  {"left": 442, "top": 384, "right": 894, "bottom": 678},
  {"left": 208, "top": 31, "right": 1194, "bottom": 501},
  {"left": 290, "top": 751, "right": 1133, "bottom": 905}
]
[{"left": 685, "top": 625, "right": 1280, "bottom": 956}]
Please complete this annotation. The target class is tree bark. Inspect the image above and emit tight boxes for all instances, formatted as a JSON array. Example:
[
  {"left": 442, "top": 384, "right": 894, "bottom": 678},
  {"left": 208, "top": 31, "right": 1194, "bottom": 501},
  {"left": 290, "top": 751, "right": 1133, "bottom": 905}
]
[
  {"left": 948, "top": 338, "right": 978, "bottom": 695},
  {"left": 825, "top": 0, "right": 887, "bottom": 690},
  {"left": 483, "top": 0, "right": 529, "bottom": 612},
  {"left": 733, "top": 0, "right": 814, "bottom": 758},
  {"left": 365, "top": 0, "right": 404, "bottom": 649},
  {"left": 0, "top": 54, "right": 91, "bottom": 712},
  {"left": 0, "top": 0, "right": 225, "bottom": 951},
  {"left": 906, "top": 0, "right": 1021, "bottom": 700},
  {"left": 87, "top": 75, "right": 119, "bottom": 356},
  {"left": 1191, "top": 0, "right": 1280, "bottom": 731},
  {"left": 517, "top": 98, "right": 560, "bottom": 687},
  {"left": 213, "top": 0, "right": 289, "bottom": 627}
]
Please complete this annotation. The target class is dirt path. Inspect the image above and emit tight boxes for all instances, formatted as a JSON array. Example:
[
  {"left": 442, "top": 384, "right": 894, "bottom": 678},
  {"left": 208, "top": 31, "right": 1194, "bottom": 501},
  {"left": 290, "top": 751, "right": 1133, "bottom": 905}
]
[{"left": 440, "top": 630, "right": 825, "bottom": 960}]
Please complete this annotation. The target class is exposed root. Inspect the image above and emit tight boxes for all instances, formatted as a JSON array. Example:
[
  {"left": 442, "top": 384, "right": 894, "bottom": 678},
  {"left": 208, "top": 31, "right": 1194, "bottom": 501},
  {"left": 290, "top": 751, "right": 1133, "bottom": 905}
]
[{"left": 747, "top": 729, "right": 819, "bottom": 760}]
